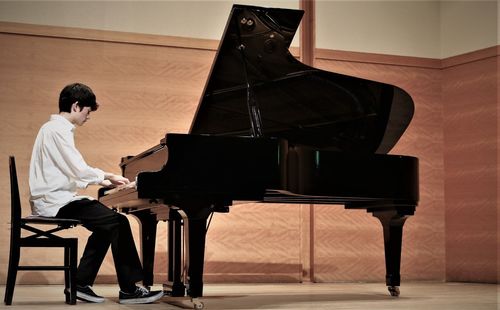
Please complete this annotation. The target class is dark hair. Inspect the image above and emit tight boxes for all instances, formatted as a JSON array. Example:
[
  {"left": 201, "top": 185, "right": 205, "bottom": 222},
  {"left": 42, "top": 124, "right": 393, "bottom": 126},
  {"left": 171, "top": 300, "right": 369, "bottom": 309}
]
[{"left": 59, "top": 83, "right": 99, "bottom": 112}]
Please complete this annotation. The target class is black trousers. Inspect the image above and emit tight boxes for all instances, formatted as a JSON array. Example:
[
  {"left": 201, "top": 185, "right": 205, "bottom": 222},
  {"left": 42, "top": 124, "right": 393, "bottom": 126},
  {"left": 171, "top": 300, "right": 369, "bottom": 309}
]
[{"left": 56, "top": 199, "right": 143, "bottom": 292}]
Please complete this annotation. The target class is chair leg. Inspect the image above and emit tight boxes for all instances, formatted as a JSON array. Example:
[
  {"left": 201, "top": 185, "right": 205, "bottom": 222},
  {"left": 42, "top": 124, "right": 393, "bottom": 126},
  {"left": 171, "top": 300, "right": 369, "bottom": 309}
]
[
  {"left": 4, "top": 245, "right": 20, "bottom": 305},
  {"left": 64, "top": 245, "right": 70, "bottom": 304},
  {"left": 69, "top": 239, "right": 78, "bottom": 305}
]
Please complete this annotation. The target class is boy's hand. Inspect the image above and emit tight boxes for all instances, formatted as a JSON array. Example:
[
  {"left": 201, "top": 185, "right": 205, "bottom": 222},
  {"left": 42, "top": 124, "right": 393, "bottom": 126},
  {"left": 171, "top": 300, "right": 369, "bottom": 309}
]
[{"left": 104, "top": 173, "right": 130, "bottom": 186}]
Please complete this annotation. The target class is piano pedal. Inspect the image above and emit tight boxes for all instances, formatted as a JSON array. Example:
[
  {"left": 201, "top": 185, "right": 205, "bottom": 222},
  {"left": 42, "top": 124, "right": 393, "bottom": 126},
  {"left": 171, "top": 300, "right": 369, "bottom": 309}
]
[
  {"left": 388, "top": 286, "right": 400, "bottom": 297},
  {"left": 164, "top": 296, "right": 204, "bottom": 309},
  {"left": 163, "top": 282, "right": 187, "bottom": 297}
]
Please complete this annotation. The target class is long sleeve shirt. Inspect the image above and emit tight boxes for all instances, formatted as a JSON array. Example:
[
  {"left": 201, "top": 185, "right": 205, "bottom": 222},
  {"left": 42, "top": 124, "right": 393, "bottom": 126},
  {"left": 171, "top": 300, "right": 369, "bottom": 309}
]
[{"left": 29, "top": 114, "right": 105, "bottom": 217}]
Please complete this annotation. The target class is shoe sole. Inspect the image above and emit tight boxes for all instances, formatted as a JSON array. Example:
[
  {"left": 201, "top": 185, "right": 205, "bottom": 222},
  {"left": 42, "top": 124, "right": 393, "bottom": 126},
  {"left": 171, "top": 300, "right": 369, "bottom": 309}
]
[
  {"left": 119, "top": 291, "right": 164, "bottom": 304},
  {"left": 76, "top": 291, "right": 105, "bottom": 303}
]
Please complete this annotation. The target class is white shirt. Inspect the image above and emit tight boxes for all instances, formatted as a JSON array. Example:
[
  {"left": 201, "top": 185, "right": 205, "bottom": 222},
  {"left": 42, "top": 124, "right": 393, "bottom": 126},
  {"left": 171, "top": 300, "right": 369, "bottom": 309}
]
[{"left": 29, "top": 114, "right": 105, "bottom": 217}]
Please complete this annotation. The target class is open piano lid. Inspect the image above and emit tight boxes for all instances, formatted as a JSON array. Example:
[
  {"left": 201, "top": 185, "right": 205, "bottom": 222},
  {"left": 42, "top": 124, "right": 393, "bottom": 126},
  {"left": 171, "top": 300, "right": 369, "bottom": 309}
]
[{"left": 189, "top": 5, "right": 414, "bottom": 154}]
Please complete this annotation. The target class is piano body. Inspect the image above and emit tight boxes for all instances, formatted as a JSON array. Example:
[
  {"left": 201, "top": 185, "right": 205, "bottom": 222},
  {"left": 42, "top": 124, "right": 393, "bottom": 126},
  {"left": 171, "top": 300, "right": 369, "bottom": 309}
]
[{"left": 99, "top": 4, "right": 419, "bottom": 305}]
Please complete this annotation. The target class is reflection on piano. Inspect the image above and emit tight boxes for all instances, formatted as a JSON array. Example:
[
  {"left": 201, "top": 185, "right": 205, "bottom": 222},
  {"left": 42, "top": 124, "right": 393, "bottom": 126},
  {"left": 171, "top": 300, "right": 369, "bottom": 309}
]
[{"left": 99, "top": 4, "right": 419, "bottom": 307}]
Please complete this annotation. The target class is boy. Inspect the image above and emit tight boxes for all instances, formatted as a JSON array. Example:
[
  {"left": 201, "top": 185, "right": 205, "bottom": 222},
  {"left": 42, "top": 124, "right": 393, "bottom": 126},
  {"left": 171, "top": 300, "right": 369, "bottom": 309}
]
[{"left": 29, "top": 83, "right": 163, "bottom": 304}]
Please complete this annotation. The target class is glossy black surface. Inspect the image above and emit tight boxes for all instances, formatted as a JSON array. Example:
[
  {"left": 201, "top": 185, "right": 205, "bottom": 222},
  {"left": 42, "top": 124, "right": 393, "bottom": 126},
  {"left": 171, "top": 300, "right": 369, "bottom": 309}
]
[
  {"left": 190, "top": 5, "right": 414, "bottom": 154},
  {"left": 135, "top": 133, "right": 418, "bottom": 206},
  {"left": 137, "top": 134, "right": 282, "bottom": 206}
]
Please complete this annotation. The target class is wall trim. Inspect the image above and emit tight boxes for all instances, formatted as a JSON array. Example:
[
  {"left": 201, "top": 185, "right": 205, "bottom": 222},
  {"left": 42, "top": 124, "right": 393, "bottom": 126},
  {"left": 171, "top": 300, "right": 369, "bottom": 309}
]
[
  {"left": 441, "top": 46, "right": 499, "bottom": 69},
  {"left": 0, "top": 21, "right": 439, "bottom": 70},
  {"left": 0, "top": 21, "right": 218, "bottom": 51},
  {"left": 316, "top": 48, "right": 441, "bottom": 69},
  {"left": 1, "top": 21, "right": 497, "bottom": 75},
  {"left": 317, "top": 46, "right": 499, "bottom": 70}
]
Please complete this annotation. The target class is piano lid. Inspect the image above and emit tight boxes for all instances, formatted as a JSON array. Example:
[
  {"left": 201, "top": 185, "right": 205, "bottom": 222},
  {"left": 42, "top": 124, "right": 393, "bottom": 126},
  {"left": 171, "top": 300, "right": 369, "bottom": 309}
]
[{"left": 189, "top": 5, "right": 414, "bottom": 154}]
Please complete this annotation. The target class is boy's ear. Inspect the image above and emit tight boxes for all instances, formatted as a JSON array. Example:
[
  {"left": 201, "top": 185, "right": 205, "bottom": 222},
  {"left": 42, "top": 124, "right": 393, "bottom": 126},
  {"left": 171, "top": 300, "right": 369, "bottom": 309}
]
[{"left": 71, "top": 102, "right": 79, "bottom": 112}]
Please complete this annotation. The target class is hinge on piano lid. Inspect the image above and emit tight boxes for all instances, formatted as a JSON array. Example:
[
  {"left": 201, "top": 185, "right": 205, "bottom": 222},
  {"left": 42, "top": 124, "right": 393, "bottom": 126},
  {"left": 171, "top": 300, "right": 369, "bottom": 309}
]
[{"left": 235, "top": 22, "right": 264, "bottom": 138}]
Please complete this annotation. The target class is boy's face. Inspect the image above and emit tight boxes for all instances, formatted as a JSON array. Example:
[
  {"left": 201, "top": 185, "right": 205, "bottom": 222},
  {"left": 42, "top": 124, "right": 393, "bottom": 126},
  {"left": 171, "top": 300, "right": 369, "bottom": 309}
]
[{"left": 71, "top": 103, "right": 91, "bottom": 126}]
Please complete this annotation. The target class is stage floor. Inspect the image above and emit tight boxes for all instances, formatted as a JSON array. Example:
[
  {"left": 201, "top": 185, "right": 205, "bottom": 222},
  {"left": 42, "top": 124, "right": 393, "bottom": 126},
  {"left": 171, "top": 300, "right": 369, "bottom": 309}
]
[{"left": 2, "top": 282, "right": 498, "bottom": 309}]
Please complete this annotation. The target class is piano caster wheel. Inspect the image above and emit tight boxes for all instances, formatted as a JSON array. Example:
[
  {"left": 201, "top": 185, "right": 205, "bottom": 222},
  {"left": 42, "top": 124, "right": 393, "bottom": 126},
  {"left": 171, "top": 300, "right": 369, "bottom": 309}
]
[
  {"left": 388, "top": 286, "right": 400, "bottom": 297},
  {"left": 192, "top": 298, "right": 204, "bottom": 309}
]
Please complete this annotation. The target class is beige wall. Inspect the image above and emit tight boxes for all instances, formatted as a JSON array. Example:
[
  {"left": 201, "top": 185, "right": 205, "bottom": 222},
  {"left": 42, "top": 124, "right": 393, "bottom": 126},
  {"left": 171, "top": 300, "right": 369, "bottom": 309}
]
[
  {"left": 440, "top": 1, "right": 498, "bottom": 58},
  {"left": 316, "top": 1, "right": 441, "bottom": 58},
  {"left": 0, "top": 1, "right": 497, "bottom": 58},
  {"left": 0, "top": 1, "right": 300, "bottom": 44},
  {"left": 317, "top": 1, "right": 498, "bottom": 58}
]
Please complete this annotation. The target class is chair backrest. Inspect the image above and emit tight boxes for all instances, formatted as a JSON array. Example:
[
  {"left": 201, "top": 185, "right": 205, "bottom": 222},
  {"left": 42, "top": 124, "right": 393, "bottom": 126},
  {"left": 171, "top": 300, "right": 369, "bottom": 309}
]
[{"left": 9, "top": 156, "right": 22, "bottom": 236}]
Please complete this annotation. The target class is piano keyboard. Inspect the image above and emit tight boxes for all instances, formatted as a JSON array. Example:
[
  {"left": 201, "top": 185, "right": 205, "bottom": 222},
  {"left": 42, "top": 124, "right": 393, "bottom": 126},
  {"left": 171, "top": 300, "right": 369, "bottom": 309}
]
[
  {"left": 102, "top": 180, "right": 137, "bottom": 195},
  {"left": 99, "top": 181, "right": 171, "bottom": 220}
]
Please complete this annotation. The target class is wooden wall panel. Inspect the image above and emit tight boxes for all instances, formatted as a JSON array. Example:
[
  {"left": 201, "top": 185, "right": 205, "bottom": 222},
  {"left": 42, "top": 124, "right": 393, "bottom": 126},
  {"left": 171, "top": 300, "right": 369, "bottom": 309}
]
[
  {"left": 313, "top": 55, "right": 445, "bottom": 282},
  {"left": 0, "top": 29, "right": 215, "bottom": 285},
  {"left": 442, "top": 49, "right": 498, "bottom": 283},
  {"left": 203, "top": 203, "right": 303, "bottom": 283},
  {"left": 0, "top": 25, "right": 304, "bottom": 285},
  {"left": 4, "top": 22, "right": 496, "bottom": 287}
]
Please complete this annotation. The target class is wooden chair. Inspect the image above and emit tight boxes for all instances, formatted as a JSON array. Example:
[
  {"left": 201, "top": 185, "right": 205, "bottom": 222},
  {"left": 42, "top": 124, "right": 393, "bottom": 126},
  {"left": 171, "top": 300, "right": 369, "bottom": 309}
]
[{"left": 4, "top": 156, "right": 81, "bottom": 305}]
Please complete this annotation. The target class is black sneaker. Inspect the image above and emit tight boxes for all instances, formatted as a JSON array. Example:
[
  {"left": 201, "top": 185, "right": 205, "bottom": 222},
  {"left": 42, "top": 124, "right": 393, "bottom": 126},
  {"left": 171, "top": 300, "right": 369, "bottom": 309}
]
[
  {"left": 119, "top": 286, "right": 164, "bottom": 304},
  {"left": 76, "top": 285, "right": 105, "bottom": 303}
]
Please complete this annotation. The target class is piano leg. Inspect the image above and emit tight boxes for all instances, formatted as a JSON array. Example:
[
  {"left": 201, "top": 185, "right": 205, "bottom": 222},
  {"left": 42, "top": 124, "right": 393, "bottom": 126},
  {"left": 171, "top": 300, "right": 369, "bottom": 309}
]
[
  {"left": 130, "top": 210, "right": 158, "bottom": 288},
  {"left": 164, "top": 208, "right": 207, "bottom": 310},
  {"left": 371, "top": 207, "right": 414, "bottom": 297},
  {"left": 185, "top": 216, "right": 208, "bottom": 298},
  {"left": 167, "top": 209, "right": 187, "bottom": 296}
]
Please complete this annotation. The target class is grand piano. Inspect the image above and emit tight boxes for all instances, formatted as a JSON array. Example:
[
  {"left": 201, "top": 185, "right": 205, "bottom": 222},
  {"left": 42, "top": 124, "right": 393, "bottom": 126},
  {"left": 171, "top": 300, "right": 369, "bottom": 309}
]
[{"left": 99, "top": 4, "right": 419, "bottom": 307}]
